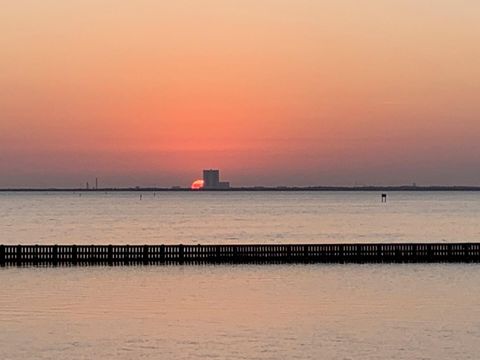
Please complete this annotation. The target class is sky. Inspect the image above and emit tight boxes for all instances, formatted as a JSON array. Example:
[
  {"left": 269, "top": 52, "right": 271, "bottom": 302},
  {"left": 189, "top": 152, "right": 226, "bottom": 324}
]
[{"left": 1, "top": 0, "right": 479, "bottom": 188}]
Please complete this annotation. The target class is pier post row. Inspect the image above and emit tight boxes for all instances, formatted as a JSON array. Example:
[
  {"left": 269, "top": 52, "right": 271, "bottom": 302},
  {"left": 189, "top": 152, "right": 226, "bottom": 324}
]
[{"left": 0, "top": 243, "right": 480, "bottom": 266}]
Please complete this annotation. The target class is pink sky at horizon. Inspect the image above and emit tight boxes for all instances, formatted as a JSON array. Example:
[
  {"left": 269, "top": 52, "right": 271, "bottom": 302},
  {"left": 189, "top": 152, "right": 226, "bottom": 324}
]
[{"left": 1, "top": 0, "right": 479, "bottom": 187}]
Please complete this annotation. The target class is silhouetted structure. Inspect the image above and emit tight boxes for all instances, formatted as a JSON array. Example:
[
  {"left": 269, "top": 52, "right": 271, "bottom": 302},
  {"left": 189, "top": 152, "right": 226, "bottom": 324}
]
[
  {"left": 382, "top": 193, "right": 387, "bottom": 202},
  {"left": 203, "top": 169, "right": 230, "bottom": 189},
  {"left": 1, "top": 243, "right": 479, "bottom": 266},
  {"left": 3, "top": 186, "right": 480, "bottom": 192}
]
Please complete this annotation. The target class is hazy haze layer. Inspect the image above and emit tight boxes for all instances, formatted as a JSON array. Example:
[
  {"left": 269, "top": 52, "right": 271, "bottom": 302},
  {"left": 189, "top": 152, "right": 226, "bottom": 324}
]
[{"left": 1, "top": 1, "right": 479, "bottom": 187}]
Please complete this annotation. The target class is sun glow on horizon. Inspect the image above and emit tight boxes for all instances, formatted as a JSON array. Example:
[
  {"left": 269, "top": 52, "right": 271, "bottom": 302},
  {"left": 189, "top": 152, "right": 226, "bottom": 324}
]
[
  {"left": 191, "top": 179, "right": 204, "bottom": 190},
  {"left": 1, "top": 1, "right": 479, "bottom": 187}
]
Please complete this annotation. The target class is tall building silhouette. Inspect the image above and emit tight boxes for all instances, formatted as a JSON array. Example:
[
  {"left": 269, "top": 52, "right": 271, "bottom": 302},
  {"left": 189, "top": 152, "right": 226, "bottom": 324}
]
[{"left": 203, "top": 169, "right": 230, "bottom": 189}]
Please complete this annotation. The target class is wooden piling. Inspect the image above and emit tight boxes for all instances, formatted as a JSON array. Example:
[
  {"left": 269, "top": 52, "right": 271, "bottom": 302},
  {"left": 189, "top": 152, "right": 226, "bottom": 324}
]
[
  {"left": 143, "top": 245, "right": 149, "bottom": 265},
  {"left": 33, "top": 245, "right": 39, "bottom": 265},
  {"left": 124, "top": 245, "right": 130, "bottom": 265},
  {"left": 179, "top": 244, "right": 184, "bottom": 264},
  {"left": 16, "top": 245, "right": 22, "bottom": 266},
  {"left": 72, "top": 245, "right": 77, "bottom": 265},
  {"left": 464, "top": 244, "right": 470, "bottom": 262},
  {"left": 0, "top": 245, "right": 5, "bottom": 266},
  {"left": 108, "top": 245, "right": 113, "bottom": 265},
  {"left": 53, "top": 245, "right": 58, "bottom": 266}
]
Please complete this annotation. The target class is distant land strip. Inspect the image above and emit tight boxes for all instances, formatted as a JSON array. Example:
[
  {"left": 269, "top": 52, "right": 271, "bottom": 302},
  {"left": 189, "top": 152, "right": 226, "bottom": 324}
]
[
  {"left": 1, "top": 186, "right": 480, "bottom": 192},
  {"left": 2, "top": 243, "right": 480, "bottom": 266}
]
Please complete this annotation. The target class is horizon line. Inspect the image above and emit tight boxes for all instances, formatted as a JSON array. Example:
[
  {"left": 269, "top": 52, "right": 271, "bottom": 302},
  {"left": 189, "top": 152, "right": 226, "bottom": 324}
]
[{"left": 2, "top": 185, "right": 480, "bottom": 192}]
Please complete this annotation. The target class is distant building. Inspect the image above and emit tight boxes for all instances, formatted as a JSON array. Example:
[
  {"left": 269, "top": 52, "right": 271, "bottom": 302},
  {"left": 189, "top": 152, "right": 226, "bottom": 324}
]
[
  {"left": 218, "top": 182, "right": 230, "bottom": 189},
  {"left": 203, "top": 169, "right": 230, "bottom": 189},
  {"left": 203, "top": 169, "right": 219, "bottom": 188}
]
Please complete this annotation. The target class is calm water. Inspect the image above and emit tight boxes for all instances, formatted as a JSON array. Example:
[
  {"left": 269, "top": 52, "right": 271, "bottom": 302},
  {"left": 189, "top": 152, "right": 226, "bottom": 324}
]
[
  {"left": 0, "top": 191, "right": 479, "bottom": 245},
  {"left": 1, "top": 264, "right": 480, "bottom": 359},
  {"left": 1, "top": 192, "right": 480, "bottom": 359}
]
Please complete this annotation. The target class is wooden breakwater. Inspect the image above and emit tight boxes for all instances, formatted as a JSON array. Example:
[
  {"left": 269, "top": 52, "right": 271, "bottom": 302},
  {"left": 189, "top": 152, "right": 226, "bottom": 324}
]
[{"left": 1, "top": 243, "right": 480, "bottom": 266}]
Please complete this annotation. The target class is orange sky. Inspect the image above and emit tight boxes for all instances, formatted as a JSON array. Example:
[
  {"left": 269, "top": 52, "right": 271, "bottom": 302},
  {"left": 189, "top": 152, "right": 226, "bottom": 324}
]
[{"left": 1, "top": 1, "right": 479, "bottom": 187}]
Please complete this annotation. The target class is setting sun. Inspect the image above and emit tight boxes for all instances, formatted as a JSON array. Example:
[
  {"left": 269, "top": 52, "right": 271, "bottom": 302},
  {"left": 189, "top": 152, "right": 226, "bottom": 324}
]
[{"left": 191, "top": 179, "right": 204, "bottom": 190}]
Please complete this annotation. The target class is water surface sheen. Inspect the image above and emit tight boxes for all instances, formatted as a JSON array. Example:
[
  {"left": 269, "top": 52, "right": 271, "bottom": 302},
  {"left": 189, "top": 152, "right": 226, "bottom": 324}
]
[
  {"left": 0, "top": 191, "right": 479, "bottom": 245},
  {"left": 1, "top": 264, "right": 480, "bottom": 360},
  {"left": 1, "top": 192, "right": 480, "bottom": 359}
]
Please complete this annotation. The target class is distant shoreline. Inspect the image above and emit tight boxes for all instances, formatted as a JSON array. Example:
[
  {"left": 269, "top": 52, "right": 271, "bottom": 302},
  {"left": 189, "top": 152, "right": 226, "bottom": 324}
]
[{"left": 1, "top": 186, "right": 480, "bottom": 192}]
